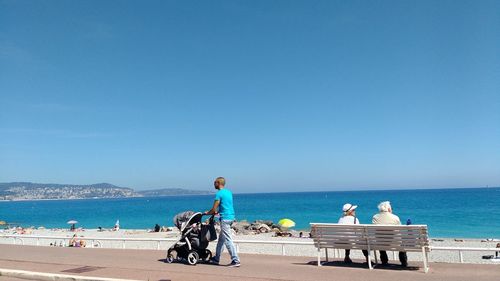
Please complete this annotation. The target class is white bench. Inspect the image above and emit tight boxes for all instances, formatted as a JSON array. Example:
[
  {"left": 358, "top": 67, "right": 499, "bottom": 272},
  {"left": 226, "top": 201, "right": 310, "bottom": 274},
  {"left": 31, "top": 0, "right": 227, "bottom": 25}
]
[{"left": 310, "top": 223, "right": 430, "bottom": 273}]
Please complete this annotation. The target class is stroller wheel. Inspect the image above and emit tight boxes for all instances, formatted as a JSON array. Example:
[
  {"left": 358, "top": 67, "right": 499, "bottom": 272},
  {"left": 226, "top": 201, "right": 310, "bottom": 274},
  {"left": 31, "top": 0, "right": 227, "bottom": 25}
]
[
  {"left": 166, "top": 254, "right": 175, "bottom": 264},
  {"left": 202, "top": 249, "right": 212, "bottom": 261},
  {"left": 187, "top": 251, "right": 199, "bottom": 265},
  {"left": 165, "top": 250, "right": 177, "bottom": 264}
]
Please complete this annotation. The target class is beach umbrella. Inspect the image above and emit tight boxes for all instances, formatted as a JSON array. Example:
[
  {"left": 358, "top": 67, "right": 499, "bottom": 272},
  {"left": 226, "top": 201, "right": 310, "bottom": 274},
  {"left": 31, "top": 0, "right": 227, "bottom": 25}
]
[
  {"left": 278, "top": 218, "right": 296, "bottom": 228},
  {"left": 67, "top": 220, "right": 78, "bottom": 231}
]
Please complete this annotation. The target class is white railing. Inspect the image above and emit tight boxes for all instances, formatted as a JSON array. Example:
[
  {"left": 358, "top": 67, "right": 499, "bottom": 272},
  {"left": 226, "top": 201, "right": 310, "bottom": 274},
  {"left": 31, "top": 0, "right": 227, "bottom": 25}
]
[
  {"left": 1, "top": 234, "right": 499, "bottom": 263},
  {"left": 1, "top": 234, "right": 178, "bottom": 250},
  {"left": 232, "top": 239, "right": 313, "bottom": 256},
  {"left": 0, "top": 234, "right": 313, "bottom": 255},
  {"left": 430, "top": 246, "right": 500, "bottom": 263}
]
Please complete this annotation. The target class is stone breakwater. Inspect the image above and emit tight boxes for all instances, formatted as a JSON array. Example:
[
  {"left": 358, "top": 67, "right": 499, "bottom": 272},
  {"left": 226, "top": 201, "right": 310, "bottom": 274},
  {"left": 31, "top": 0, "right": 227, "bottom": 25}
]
[{"left": 217, "top": 220, "right": 304, "bottom": 237}]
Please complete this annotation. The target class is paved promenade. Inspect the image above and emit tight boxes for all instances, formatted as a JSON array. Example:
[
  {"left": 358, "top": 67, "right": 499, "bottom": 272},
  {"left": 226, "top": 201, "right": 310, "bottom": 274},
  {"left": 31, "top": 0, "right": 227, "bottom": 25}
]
[{"left": 0, "top": 245, "right": 498, "bottom": 281}]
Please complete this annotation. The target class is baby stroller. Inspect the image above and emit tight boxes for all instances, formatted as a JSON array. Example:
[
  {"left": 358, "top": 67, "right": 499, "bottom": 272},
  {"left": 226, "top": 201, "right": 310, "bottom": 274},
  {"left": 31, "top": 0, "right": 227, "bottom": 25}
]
[{"left": 166, "top": 211, "right": 217, "bottom": 265}]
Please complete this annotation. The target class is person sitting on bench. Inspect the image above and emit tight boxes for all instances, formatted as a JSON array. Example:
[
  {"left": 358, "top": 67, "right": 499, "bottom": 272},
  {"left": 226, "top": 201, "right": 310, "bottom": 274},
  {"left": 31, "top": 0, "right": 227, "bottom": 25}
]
[
  {"left": 372, "top": 201, "right": 408, "bottom": 267},
  {"left": 338, "top": 203, "right": 369, "bottom": 264}
]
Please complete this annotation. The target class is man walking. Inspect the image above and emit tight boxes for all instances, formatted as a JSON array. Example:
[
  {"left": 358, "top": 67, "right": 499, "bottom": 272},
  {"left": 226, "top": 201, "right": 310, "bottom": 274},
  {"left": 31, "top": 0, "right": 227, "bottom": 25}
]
[{"left": 204, "top": 177, "right": 241, "bottom": 267}]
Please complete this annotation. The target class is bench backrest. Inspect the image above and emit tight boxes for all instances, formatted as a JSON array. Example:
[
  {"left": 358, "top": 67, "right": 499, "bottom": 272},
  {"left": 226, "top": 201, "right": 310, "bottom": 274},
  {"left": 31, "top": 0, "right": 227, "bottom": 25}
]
[{"left": 310, "top": 223, "right": 429, "bottom": 252}]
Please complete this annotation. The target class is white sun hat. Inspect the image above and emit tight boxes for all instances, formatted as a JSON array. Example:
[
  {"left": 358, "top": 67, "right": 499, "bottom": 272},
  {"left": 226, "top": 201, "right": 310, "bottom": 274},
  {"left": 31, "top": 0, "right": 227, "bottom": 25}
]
[{"left": 342, "top": 203, "right": 358, "bottom": 212}]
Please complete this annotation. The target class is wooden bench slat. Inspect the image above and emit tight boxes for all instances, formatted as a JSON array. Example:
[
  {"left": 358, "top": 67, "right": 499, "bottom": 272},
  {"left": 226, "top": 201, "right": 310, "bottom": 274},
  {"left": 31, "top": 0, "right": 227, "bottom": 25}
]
[{"left": 315, "top": 240, "right": 369, "bottom": 244}]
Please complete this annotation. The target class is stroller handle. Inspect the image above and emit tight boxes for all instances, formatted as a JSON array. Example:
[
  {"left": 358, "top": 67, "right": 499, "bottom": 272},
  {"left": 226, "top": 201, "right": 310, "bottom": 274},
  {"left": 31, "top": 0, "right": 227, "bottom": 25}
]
[{"left": 201, "top": 213, "right": 216, "bottom": 224}]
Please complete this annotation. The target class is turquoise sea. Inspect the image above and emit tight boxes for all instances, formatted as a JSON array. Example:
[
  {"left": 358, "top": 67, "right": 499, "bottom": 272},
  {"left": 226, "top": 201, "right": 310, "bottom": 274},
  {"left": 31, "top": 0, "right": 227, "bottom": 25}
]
[{"left": 1, "top": 187, "right": 499, "bottom": 238}]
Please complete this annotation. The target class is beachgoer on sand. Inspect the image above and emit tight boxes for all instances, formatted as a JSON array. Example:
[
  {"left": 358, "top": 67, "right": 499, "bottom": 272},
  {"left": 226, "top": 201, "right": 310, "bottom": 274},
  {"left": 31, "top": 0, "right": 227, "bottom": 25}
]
[
  {"left": 204, "top": 177, "right": 241, "bottom": 267},
  {"left": 113, "top": 220, "right": 120, "bottom": 231},
  {"left": 338, "top": 203, "right": 369, "bottom": 264},
  {"left": 372, "top": 201, "right": 408, "bottom": 267},
  {"left": 69, "top": 234, "right": 86, "bottom": 247}
]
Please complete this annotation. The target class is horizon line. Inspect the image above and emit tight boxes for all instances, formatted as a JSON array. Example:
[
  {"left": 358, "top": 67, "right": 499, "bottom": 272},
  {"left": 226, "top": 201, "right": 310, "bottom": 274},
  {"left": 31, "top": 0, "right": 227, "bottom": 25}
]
[{"left": 1, "top": 181, "right": 498, "bottom": 194}]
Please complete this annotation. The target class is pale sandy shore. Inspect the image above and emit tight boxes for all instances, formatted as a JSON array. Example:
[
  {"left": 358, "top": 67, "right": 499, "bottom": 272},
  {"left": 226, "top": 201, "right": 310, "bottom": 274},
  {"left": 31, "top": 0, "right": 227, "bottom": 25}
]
[{"left": 1, "top": 228, "right": 499, "bottom": 265}]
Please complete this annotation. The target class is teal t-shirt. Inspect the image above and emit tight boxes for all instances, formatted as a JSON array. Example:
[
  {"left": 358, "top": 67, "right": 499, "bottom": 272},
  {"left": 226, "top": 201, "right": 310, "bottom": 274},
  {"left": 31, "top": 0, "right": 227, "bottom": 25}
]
[{"left": 215, "top": 188, "right": 235, "bottom": 221}]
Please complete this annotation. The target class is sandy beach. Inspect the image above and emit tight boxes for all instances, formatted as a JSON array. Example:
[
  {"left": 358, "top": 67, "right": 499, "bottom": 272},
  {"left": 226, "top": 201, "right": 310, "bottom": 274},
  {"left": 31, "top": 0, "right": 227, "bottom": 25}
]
[{"left": 1, "top": 227, "right": 499, "bottom": 265}]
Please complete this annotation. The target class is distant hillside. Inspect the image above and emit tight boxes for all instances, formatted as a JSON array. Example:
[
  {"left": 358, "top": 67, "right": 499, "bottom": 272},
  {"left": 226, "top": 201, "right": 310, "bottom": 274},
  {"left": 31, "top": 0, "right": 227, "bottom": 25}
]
[
  {"left": 138, "top": 188, "right": 213, "bottom": 197},
  {"left": 0, "top": 182, "right": 213, "bottom": 200},
  {"left": 0, "top": 182, "right": 138, "bottom": 200}
]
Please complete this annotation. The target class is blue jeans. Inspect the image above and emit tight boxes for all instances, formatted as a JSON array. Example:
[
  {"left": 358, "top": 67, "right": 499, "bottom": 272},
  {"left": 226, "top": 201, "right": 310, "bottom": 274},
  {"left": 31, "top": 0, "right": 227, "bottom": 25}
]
[{"left": 213, "top": 220, "right": 239, "bottom": 263}]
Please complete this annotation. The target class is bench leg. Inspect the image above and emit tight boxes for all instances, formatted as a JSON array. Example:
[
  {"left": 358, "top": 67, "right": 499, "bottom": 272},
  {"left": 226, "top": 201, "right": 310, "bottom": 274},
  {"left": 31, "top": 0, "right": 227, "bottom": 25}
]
[
  {"left": 325, "top": 248, "right": 329, "bottom": 262},
  {"left": 422, "top": 248, "right": 429, "bottom": 273},
  {"left": 374, "top": 250, "right": 378, "bottom": 264},
  {"left": 317, "top": 248, "right": 322, "bottom": 266},
  {"left": 367, "top": 250, "right": 373, "bottom": 270}
]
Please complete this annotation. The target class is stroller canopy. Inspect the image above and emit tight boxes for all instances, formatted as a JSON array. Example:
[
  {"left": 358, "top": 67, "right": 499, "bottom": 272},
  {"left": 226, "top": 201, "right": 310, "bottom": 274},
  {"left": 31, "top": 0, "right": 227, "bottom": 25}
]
[{"left": 173, "top": 211, "right": 203, "bottom": 231}]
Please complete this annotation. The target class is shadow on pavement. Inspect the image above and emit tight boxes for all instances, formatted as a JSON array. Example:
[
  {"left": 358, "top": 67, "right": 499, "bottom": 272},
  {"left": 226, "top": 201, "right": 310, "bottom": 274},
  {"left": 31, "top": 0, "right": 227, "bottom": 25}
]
[{"left": 295, "top": 260, "right": 420, "bottom": 271}]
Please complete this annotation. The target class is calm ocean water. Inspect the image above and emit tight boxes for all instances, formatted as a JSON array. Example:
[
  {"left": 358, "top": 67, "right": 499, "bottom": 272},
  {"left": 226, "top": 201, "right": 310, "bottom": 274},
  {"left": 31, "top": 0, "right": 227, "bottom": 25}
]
[{"left": 1, "top": 188, "right": 499, "bottom": 238}]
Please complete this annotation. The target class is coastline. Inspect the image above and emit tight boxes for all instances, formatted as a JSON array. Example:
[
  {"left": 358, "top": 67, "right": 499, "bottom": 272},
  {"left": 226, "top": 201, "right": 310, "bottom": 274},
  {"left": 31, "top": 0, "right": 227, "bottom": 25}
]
[
  {"left": 0, "top": 193, "right": 215, "bottom": 202},
  {"left": 0, "top": 197, "right": 142, "bottom": 202},
  {"left": 2, "top": 186, "right": 498, "bottom": 202}
]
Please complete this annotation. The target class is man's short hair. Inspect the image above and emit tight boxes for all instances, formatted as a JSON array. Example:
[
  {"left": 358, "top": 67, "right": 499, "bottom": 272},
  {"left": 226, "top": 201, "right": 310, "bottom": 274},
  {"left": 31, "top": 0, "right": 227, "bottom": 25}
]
[
  {"left": 378, "top": 201, "right": 392, "bottom": 212},
  {"left": 215, "top": 177, "right": 226, "bottom": 186}
]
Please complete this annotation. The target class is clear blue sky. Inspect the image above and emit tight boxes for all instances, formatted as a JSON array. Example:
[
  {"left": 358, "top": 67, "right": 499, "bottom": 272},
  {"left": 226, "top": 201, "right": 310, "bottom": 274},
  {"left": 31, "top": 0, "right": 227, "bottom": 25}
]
[{"left": 1, "top": 1, "right": 499, "bottom": 192}]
